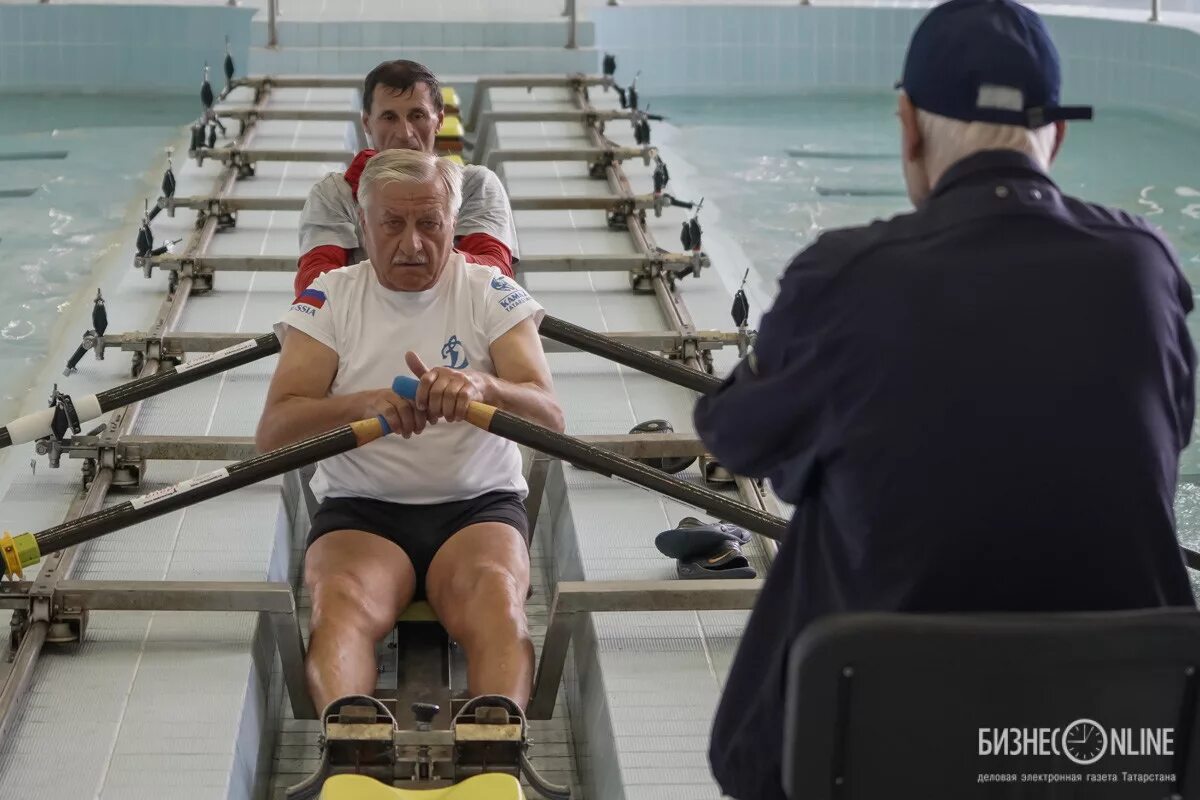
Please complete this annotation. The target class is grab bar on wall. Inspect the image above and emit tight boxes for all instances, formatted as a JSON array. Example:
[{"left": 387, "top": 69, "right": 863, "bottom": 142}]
[
  {"left": 565, "top": 0, "right": 577, "bottom": 48},
  {"left": 267, "top": 0, "right": 279, "bottom": 47}
]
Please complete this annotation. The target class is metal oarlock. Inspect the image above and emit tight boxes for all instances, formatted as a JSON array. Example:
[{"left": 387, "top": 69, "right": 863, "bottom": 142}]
[
  {"left": 134, "top": 201, "right": 181, "bottom": 260},
  {"left": 62, "top": 290, "right": 108, "bottom": 377},
  {"left": 160, "top": 152, "right": 176, "bottom": 204},
  {"left": 190, "top": 62, "right": 230, "bottom": 167},
  {"left": 223, "top": 36, "right": 235, "bottom": 94},
  {"left": 29, "top": 383, "right": 83, "bottom": 469},
  {"left": 732, "top": 269, "right": 754, "bottom": 357},
  {"left": 201, "top": 62, "right": 215, "bottom": 111},
  {"left": 144, "top": 152, "right": 176, "bottom": 224},
  {"left": 652, "top": 155, "right": 670, "bottom": 196},
  {"left": 602, "top": 53, "right": 617, "bottom": 81},
  {"left": 632, "top": 108, "right": 653, "bottom": 146},
  {"left": 675, "top": 198, "right": 705, "bottom": 279},
  {"left": 615, "top": 69, "right": 641, "bottom": 111}
]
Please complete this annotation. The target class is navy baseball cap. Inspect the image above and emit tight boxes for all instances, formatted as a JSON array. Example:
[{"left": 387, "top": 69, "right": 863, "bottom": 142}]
[{"left": 896, "top": 0, "right": 1093, "bottom": 128}]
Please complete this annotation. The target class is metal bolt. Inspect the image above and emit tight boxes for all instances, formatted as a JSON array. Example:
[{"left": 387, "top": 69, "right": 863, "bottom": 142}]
[
  {"left": 1186, "top": 666, "right": 1195, "bottom": 677},
  {"left": 842, "top": 666, "right": 854, "bottom": 678},
  {"left": 995, "top": 186, "right": 1010, "bottom": 198},
  {"left": 1031, "top": 189, "right": 1042, "bottom": 200}
]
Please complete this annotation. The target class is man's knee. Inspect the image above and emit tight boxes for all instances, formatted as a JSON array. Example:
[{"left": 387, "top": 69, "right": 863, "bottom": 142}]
[
  {"left": 309, "top": 570, "right": 396, "bottom": 639},
  {"left": 447, "top": 564, "right": 528, "bottom": 637}
]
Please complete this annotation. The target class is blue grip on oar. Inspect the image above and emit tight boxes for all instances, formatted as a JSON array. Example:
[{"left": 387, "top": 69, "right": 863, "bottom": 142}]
[
  {"left": 376, "top": 415, "right": 392, "bottom": 435},
  {"left": 392, "top": 375, "right": 419, "bottom": 401}
]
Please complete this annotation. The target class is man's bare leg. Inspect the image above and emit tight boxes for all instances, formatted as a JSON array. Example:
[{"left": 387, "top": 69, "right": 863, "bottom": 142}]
[
  {"left": 304, "top": 530, "right": 418, "bottom": 710},
  {"left": 425, "top": 522, "right": 533, "bottom": 707}
]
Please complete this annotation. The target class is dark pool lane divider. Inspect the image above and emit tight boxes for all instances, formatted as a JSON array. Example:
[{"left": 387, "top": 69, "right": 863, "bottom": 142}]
[
  {"left": 786, "top": 148, "right": 893, "bottom": 160},
  {"left": 815, "top": 186, "right": 909, "bottom": 198},
  {"left": 0, "top": 151, "right": 69, "bottom": 162}
]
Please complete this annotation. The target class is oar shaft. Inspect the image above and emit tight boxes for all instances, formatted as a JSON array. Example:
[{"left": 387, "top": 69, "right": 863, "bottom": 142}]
[
  {"left": 0, "top": 335, "right": 281, "bottom": 449},
  {"left": 3, "top": 418, "right": 388, "bottom": 575},
  {"left": 1, "top": 313, "right": 709, "bottom": 451},
  {"left": 394, "top": 377, "right": 785, "bottom": 540},
  {"left": 495, "top": 408, "right": 785, "bottom": 539},
  {"left": 540, "top": 316, "right": 721, "bottom": 394},
  {"left": 96, "top": 334, "right": 280, "bottom": 413},
  {"left": 1185, "top": 546, "right": 1200, "bottom": 572}
]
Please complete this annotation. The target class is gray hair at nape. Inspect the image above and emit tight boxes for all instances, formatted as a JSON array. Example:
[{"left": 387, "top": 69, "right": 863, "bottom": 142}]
[
  {"left": 917, "top": 108, "right": 1058, "bottom": 181},
  {"left": 357, "top": 149, "right": 464, "bottom": 217}
]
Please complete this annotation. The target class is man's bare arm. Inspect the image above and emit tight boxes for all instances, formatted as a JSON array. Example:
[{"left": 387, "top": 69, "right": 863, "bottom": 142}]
[
  {"left": 255, "top": 328, "right": 424, "bottom": 452},
  {"left": 486, "top": 317, "right": 564, "bottom": 432}
]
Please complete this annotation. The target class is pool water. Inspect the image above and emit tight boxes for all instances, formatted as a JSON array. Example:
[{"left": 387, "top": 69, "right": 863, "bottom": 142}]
[
  {"left": 655, "top": 93, "right": 1200, "bottom": 292},
  {"left": 0, "top": 93, "right": 196, "bottom": 422},
  {"left": 655, "top": 93, "right": 1200, "bottom": 577}
]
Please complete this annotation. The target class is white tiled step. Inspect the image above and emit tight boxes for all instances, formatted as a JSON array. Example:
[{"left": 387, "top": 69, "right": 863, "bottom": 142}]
[
  {"left": 250, "top": 46, "right": 602, "bottom": 78},
  {"left": 252, "top": 20, "right": 596, "bottom": 48}
]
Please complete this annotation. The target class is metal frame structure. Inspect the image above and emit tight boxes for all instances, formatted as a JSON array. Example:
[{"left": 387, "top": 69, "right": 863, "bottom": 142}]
[
  {"left": 515, "top": 80, "right": 784, "bottom": 711},
  {"left": 483, "top": 144, "right": 656, "bottom": 173},
  {"left": 3, "top": 71, "right": 784, "bottom": 783},
  {"left": 56, "top": 432, "right": 707, "bottom": 474},
  {"left": 528, "top": 580, "right": 762, "bottom": 719},
  {"left": 223, "top": 74, "right": 614, "bottom": 117},
  {"left": 458, "top": 75, "right": 619, "bottom": 133},
  {"left": 554, "top": 80, "right": 786, "bottom": 542},
  {"left": 469, "top": 109, "right": 661, "bottom": 166},
  {"left": 0, "top": 78, "right": 320, "bottom": 736},
  {"left": 137, "top": 252, "right": 708, "bottom": 286},
  {"left": 94, "top": 330, "right": 742, "bottom": 366},
  {"left": 154, "top": 189, "right": 689, "bottom": 218}
]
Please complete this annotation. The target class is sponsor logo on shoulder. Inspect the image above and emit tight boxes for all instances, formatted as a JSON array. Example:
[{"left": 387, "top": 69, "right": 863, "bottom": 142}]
[
  {"left": 500, "top": 289, "right": 531, "bottom": 312},
  {"left": 491, "top": 274, "right": 514, "bottom": 292}
]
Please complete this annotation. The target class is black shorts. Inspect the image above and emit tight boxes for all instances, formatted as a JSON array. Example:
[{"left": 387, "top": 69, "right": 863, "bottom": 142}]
[{"left": 307, "top": 491, "right": 529, "bottom": 600}]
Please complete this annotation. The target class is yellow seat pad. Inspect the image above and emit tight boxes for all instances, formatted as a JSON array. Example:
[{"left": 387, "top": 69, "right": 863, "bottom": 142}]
[
  {"left": 441, "top": 87, "right": 461, "bottom": 114},
  {"left": 397, "top": 601, "right": 439, "bottom": 623},
  {"left": 320, "top": 773, "right": 525, "bottom": 799},
  {"left": 436, "top": 116, "right": 464, "bottom": 139}
]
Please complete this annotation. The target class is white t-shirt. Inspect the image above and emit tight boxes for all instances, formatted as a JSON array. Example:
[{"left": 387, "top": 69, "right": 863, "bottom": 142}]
[{"left": 276, "top": 253, "right": 544, "bottom": 505}]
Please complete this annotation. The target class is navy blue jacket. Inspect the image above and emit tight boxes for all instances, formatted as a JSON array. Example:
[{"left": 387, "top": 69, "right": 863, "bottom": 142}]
[{"left": 696, "top": 150, "right": 1197, "bottom": 800}]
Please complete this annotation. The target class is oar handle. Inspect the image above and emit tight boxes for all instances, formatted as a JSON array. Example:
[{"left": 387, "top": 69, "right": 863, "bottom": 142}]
[
  {"left": 392, "top": 375, "right": 496, "bottom": 429},
  {"left": 393, "top": 375, "right": 420, "bottom": 400}
]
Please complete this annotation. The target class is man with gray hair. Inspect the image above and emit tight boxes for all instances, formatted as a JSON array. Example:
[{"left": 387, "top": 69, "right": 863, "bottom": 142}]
[
  {"left": 696, "top": 0, "right": 1196, "bottom": 797},
  {"left": 257, "top": 149, "right": 563, "bottom": 715}
]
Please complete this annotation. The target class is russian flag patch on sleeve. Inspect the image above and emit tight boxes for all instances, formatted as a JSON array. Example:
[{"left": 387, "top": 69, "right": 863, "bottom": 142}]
[{"left": 292, "top": 289, "right": 326, "bottom": 310}]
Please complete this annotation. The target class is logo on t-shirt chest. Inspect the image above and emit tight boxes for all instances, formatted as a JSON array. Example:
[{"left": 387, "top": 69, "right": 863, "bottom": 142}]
[{"left": 441, "top": 335, "right": 470, "bottom": 369}]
